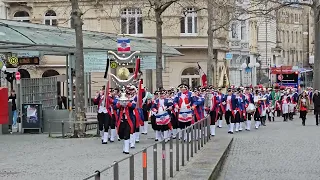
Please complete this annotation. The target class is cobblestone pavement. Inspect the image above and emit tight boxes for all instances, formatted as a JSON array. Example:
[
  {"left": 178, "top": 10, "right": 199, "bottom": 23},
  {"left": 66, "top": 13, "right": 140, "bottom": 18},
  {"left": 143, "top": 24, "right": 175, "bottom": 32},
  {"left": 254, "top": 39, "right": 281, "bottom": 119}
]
[{"left": 218, "top": 114, "right": 320, "bottom": 180}]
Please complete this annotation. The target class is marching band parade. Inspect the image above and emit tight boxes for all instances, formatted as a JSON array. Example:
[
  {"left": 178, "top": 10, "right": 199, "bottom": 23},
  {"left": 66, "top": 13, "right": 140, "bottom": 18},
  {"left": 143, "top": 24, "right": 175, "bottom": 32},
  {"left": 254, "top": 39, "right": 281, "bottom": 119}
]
[{"left": 93, "top": 82, "right": 317, "bottom": 154}]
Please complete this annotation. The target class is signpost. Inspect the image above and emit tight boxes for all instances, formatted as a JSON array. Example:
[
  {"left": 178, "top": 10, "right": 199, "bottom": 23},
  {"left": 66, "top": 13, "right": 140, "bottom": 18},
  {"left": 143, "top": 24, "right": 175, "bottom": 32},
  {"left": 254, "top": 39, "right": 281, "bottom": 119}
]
[{"left": 278, "top": 74, "right": 283, "bottom": 81}]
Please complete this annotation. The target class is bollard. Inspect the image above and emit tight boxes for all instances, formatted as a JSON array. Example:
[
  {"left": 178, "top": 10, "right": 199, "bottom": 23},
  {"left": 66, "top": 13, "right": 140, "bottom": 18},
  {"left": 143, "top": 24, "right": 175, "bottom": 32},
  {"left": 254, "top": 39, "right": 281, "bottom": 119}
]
[
  {"left": 194, "top": 124, "right": 197, "bottom": 154},
  {"left": 113, "top": 162, "right": 119, "bottom": 180},
  {"left": 162, "top": 140, "right": 166, "bottom": 180},
  {"left": 186, "top": 127, "right": 190, "bottom": 162},
  {"left": 182, "top": 130, "right": 185, "bottom": 166},
  {"left": 176, "top": 132, "right": 180, "bottom": 171},
  {"left": 204, "top": 119, "right": 207, "bottom": 145},
  {"left": 129, "top": 155, "right": 134, "bottom": 180},
  {"left": 170, "top": 136, "right": 173, "bottom": 177},
  {"left": 94, "top": 170, "right": 100, "bottom": 180},
  {"left": 48, "top": 120, "right": 51, "bottom": 138},
  {"left": 143, "top": 149, "right": 147, "bottom": 180},
  {"left": 153, "top": 144, "right": 158, "bottom": 180},
  {"left": 61, "top": 121, "right": 65, "bottom": 138},
  {"left": 191, "top": 125, "right": 194, "bottom": 157},
  {"left": 207, "top": 117, "right": 211, "bottom": 141}
]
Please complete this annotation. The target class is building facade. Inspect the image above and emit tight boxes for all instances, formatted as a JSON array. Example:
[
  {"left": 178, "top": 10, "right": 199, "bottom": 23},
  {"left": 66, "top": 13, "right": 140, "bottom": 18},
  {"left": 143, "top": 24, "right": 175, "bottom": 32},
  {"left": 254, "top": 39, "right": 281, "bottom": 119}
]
[{"left": 3, "top": 0, "right": 230, "bottom": 93}]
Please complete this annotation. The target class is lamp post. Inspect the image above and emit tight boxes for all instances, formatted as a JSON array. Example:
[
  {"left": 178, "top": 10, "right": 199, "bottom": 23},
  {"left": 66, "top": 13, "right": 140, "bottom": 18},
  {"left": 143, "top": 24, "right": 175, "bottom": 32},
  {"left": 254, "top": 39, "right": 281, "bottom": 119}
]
[
  {"left": 241, "top": 62, "right": 260, "bottom": 86},
  {"left": 0, "top": 62, "right": 6, "bottom": 87}
]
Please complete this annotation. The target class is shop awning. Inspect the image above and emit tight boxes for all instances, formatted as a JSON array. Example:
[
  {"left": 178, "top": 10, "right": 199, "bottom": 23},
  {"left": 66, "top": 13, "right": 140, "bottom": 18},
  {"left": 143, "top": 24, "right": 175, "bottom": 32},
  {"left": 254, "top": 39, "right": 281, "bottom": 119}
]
[{"left": 0, "top": 19, "right": 182, "bottom": 56}]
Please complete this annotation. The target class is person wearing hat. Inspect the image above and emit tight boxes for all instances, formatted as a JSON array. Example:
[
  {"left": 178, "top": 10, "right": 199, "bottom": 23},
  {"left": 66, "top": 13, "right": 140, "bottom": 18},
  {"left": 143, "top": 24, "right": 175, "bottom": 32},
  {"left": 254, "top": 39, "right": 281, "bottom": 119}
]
[
  {"left": 244, "top": 87, "right": 254, "bottom": 131},
  {"left": 168, "top": 90, "right": 178, "bottom": 139},
  {"left": 216, "top": 88, "right": 225, "bottom": 128},
  {"left": 174, "top": 84, "right": 194, "bottom": 140},
  {"left": 298, "top": 91, "right": 310, "bottom": 126},
  {"left": 280, "top": 91, "right": 290, "bottom": 122},
  {"left": 141, "top": 87, "right": 152, "bottom": 135},
  {"left": 192, "top": 87, "right": 205, "bottom": 139},
  {"left": 233, "top": 89, "right": 246, "bottom": 132},
  {"left": 151, "top": 90, "right": 161, "bottom": 141},
  {"left": 93, "top": 88, "right": 111, "bottom": 144},
  {"left": 221, "top": 88, "right": 236, "bottom": 134},
  {"left": 288, "top": 88, "right": 297, "bottom": 120},
  {"left": 151, "top": 89, "right": 172, "bottom": 142},
  {"left": 114, "top": 89, "right": 136, "bottom": 154},
  {"left": 206, "top": 87, "right": 219, "bottom": 136}
]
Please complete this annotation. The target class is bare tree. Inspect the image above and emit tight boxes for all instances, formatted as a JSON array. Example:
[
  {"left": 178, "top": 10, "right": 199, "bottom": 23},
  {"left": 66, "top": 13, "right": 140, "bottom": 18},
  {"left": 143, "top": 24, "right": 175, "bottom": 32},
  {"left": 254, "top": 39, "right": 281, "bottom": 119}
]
[{"left": 71, "top": 0, "right": 86, "bottom": 137}]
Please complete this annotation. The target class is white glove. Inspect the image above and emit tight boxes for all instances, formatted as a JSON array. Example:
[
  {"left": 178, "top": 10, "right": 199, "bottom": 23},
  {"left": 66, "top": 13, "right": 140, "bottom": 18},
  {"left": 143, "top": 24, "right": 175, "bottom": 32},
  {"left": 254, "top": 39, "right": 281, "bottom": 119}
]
[
  {"left": 233, "top": 110, "right": 237, "bottom": 114},
  {"left": 222, "top": 102, "right": 226, "bottom": 105}
]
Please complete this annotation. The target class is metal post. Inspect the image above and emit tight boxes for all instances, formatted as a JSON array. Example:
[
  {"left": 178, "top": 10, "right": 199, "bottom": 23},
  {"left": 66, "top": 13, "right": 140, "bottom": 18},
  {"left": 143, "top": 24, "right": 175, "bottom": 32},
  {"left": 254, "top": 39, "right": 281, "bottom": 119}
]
[
  {"left": 153, "top": 144, "right": 158, "bottom": 180},
  {"left": 94, "top": 170, "right": 100, "bottom": 180},
  {"left": 162, "top": 140, "right": 166, "bottom": 180},
  {"left": 197, "top": 123, "right": 200, "bottom": 150},
  {"left": 88, "top": 73, "right": 92, "bottom": 106},
  {"left": 207, "top": 117, "right": 211, "bottom": 141},
  {"left": 48, "top": 120, "right": 51, "bottom": 137},
  {"left": 176, "top": 132, "right": 179, "bottom": 171},
  {"left": 169, "top": 136, "right": 173, "bottom": 177},
  {"left": 129, "top": 155, "right": 134, "bottom": 180},
  {"left": 143, "top": 149, "right": 147, "bottom": 180},
  {"left": 203, "top": 119, "right": 207, "bottom": 145},
  {"left": 114, "top": 162, "right": 119, "bottom": 180},
  {"left": 84, "top": 72, "right": 88, "bottom": 109},
  {"left": 61, "top": 121, "right": 65, "bottom": 138},
  {"left": 194, "top": 124, "right": 197, "bottom": 154},
  {"left": 186, "top": 127, "right": 189, "bottom": 162},
  {"left": 201, "top": 120, "right": 204, "bottom": 148},
  {"left": 191, "top": 125, "right": 193, "bottom": 157},
  {"left": 181, "top": 130, "right": 185, "bottom": 166}
]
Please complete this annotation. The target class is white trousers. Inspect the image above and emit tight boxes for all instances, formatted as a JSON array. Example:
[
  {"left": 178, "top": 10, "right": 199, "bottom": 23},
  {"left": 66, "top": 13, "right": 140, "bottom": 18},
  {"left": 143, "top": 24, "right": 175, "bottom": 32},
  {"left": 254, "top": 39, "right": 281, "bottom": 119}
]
[{"left": 282, "top": 104, "right": 289, "bottom": 114}]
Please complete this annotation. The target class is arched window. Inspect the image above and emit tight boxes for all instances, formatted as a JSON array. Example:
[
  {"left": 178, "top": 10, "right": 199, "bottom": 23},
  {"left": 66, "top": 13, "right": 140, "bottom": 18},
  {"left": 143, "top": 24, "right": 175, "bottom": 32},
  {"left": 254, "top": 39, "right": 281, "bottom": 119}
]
[
  {"left": 42, "top": 69, "right": 59, "bottom": 77},
  {"left": 18, "top": 69, "right": 30, "bottom": 79},
  {"left": 13, "top": 11, "right": 30, "bottom": 22},
  {"left": 181, "top": 67, "right": 200, "bottom": 88},
  {"left": 120, "top": 8, "right": 143, "bottom": 35},
  {"left": 180, "top": 7, "right": 198, "bottom": 34},
  {"left": 44, "top": 10, "right": 57, "bottom": 26}
]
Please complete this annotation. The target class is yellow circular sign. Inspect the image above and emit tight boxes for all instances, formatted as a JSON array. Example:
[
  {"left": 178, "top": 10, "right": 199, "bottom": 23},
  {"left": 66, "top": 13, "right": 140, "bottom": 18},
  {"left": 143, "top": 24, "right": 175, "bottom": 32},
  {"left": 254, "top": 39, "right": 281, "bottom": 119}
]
[
  {"left": 110, "top": 62, "right": 117, "bottom": 69},
  {"left": 8, "top": 56, "right": 18, "bottom": 66}
]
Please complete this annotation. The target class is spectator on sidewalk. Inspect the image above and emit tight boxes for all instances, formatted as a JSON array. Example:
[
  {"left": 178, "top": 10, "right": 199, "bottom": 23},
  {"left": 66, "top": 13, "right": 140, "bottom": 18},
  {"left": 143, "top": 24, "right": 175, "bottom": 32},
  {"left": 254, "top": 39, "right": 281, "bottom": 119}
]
[
  {"left": 8, "top": 90, "right": 17, "bottom": 128},
  {"left": 312, "top": 89, "right": 320, "bottom": 126}
]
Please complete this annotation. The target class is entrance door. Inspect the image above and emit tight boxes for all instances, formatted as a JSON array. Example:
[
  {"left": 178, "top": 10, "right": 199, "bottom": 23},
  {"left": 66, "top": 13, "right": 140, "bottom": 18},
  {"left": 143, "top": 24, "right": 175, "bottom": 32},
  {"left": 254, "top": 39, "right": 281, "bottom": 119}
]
[{"left": 180, "top": 67, "right": 201, "bottom": 89}]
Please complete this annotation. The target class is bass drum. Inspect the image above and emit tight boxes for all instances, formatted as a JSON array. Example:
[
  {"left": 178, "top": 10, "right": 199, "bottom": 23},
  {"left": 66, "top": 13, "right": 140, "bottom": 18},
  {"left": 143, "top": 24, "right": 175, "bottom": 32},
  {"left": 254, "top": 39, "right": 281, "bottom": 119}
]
[{"left": 246, "top": 103, "right": 255, "bottom": 113}]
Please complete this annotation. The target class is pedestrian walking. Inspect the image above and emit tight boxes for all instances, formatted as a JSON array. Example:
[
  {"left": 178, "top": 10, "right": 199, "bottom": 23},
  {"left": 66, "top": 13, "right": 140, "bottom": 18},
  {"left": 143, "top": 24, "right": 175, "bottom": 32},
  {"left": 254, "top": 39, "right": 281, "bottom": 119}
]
[
  {"left": 298, "top": 91, "right": 309, "bottom": 126},
  {"left": 8, "top": 90, "right": 17, "bottom": 128},
  {"left": 312, "top": 89, "right": 320, "bottom": 126}
]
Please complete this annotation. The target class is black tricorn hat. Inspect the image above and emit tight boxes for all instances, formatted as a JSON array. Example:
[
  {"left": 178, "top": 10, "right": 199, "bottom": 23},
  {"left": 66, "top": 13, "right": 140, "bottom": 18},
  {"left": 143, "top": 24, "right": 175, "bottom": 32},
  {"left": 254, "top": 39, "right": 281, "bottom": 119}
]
[{"left": 178, "top": 83, "right": 189, "bottom": 90}]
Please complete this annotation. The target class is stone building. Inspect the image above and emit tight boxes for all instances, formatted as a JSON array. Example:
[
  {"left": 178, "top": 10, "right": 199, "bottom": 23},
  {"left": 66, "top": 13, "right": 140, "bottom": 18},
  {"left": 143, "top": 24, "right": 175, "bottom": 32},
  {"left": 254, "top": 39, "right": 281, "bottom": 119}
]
[{"left": 2, "top": 0, "right": 230, "bottom": 92}]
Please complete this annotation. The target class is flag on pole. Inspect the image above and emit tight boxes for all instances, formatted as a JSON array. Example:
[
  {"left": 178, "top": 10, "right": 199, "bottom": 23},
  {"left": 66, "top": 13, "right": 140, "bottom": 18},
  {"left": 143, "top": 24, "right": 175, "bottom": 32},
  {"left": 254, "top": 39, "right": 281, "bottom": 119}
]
[
  {"left": 104, "top": 58, "right": 111, "bottom": 107},
  {"left": 197, "top": 62, "right": 207, "bottom": 87}
]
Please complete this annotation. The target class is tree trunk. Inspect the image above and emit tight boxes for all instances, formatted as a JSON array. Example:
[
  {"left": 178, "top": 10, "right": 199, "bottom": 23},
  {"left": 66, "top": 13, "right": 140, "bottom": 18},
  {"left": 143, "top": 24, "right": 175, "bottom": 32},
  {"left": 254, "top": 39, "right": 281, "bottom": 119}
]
[
  {"left": 71, "top": 0, "right": 85, "bottom": 137},
  {"left": 207, "top": 0, "right": 214, "bottom": 86},
  {"left": 155, "top": 10, "right": 163, "bottom": 89}
]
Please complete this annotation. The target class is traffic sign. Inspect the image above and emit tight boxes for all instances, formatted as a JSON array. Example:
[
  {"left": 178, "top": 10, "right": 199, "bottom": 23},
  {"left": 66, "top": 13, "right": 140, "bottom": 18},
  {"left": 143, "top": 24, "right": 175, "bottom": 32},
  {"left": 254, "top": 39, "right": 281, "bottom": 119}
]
[
  {"left": 15, "top": 71, "right": 21, "bottom": 81},
  {"left": 110, "top": 61, "right": 117, "bottom": 69},
  {"left": 278, "top": 74, "right": 283, "bottom": 81},
  {"left": 225, "top": 53, "right": 233, "bottom": 60},
  {"left": 8, "top": 56, "right": 18, "bottom": 66}
]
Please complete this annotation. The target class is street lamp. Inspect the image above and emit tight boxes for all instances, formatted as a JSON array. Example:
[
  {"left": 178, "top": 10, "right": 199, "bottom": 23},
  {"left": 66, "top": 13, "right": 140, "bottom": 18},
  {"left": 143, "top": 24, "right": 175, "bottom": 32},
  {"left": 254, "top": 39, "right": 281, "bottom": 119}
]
[{"left": 240, "top": 62, "right": 260, "bottom": 86}]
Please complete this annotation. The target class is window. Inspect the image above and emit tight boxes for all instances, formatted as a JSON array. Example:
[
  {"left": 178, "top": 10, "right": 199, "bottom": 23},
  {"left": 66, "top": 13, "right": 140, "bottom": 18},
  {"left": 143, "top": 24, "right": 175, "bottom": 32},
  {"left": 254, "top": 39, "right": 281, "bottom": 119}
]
[
  {"left": 180, "top": 7, "right": 198, "bottom": 34},
  {"left": 120, "top": 8, "right": 143, "bottom": 35},
  {"left": 292, "top": 31, "right": 294, "bottom": 43},
  {"left": 296, "top": 31, "right": 298, "bottom": 43},
  {"left": 44, "top": 10, "right": 57, "bottom": 26},
  {"left": 287, "top": 31, "right": 289, "bottom": 43},
  {"left": 240, "top": 21, "right": 246, "bottom": 40},
  {"left": 13, "top": 11, "right": 30, "bottom": 22},
  {"left": 231, "top": 23, "right": 237, "bottom": 39}
]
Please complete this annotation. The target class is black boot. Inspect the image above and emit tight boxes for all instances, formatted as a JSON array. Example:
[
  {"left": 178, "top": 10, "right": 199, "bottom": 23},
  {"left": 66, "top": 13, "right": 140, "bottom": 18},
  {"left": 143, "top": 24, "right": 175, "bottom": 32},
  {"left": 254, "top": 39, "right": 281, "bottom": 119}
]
[{"left": 302, "top": 119, "right": 305, "bottom": 126}]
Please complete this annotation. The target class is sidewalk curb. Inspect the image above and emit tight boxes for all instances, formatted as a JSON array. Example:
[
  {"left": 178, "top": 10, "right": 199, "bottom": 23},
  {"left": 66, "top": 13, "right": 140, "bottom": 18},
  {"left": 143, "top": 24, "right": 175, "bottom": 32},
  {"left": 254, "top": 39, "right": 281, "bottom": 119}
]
[{"left": 209, "top": 137, "right": 233, "bottom": 180}]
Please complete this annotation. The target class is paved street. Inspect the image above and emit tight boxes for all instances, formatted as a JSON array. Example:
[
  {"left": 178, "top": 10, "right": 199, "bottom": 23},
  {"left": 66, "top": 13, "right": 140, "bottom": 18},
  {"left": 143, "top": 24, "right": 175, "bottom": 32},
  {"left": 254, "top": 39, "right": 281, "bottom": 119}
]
[{"left": 218, "top": 114, "right": 320, "bottom": 180}]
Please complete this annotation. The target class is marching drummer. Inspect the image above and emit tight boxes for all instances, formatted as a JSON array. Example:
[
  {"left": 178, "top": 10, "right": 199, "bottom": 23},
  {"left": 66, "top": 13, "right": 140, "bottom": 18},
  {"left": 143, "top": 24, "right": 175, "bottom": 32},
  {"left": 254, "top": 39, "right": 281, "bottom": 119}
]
[{"left": 244, "top": 87, "right": 254, "bottom": 131}]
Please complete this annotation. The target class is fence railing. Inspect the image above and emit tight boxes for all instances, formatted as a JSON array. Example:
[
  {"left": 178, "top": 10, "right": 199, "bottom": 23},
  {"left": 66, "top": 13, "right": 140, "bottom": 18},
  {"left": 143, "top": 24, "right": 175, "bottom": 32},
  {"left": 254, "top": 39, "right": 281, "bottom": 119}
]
[
  {"left": 83, "top": 116, "right": 212, "bottom": 180},
  {"left": 47, "top": 119, "right": 98, "bottom": 138}
]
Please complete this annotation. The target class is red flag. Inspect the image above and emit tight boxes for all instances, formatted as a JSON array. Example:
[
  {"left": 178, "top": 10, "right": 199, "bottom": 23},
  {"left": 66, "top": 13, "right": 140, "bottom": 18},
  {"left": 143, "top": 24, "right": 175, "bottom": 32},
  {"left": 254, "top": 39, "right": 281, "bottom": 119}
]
[
  {"left": 201, "top": 74, "right": 207, "bottom": 87},
  {"left": 134, "top": 58, "right": 140, "bottom": 79},
  {"left": 138, "top": 80, "right": 143, "bottom": 108}
]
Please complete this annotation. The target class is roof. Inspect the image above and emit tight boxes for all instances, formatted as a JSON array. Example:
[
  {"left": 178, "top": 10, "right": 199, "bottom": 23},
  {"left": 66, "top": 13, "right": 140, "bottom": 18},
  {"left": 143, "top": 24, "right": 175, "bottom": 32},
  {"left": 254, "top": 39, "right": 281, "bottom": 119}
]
[{"left": 0, "top": 19, "right": 182, "bottom": 56}]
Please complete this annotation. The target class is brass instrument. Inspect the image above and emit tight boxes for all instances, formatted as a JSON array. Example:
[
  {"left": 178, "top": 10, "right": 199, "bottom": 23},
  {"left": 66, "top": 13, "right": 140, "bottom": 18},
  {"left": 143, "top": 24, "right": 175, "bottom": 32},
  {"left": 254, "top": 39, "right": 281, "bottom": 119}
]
[{"left": 117, "top": 67, "right": 130, "bottom": 80}]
